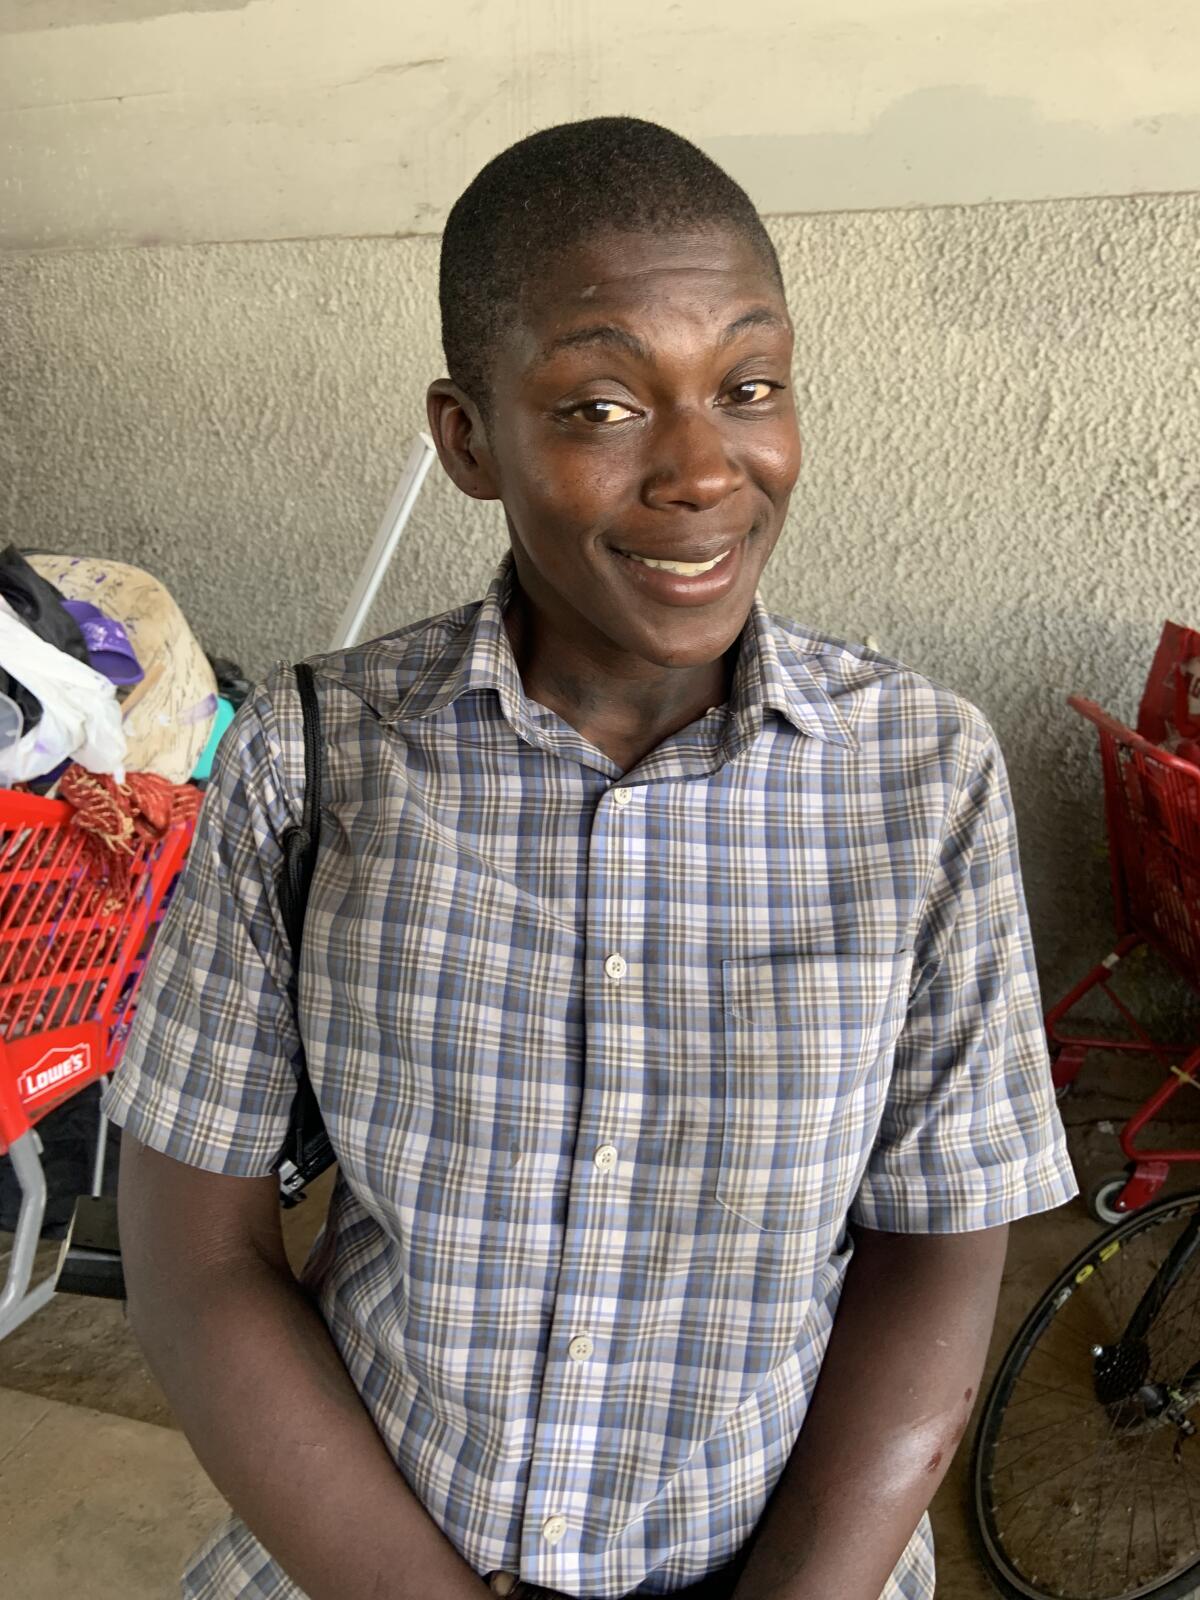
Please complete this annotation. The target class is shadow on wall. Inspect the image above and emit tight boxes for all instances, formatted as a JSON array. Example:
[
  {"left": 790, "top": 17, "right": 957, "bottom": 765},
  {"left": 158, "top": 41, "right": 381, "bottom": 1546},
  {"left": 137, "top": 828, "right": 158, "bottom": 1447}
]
[
  {"left": 707, "top": 85, "right": 1200, "bottom": 214},
  {"left": 0, "top": 0, "right": 253, "bottom": 31},
  {"left": 927, "top": 600, "right": 1191, "bottom": 999}
]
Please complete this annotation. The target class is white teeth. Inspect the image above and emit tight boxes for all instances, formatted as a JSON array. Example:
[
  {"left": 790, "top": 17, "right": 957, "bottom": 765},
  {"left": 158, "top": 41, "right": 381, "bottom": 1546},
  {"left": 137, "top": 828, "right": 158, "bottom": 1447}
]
[{"left": 626, "top": 551, "right": 727, "bottom": 576}]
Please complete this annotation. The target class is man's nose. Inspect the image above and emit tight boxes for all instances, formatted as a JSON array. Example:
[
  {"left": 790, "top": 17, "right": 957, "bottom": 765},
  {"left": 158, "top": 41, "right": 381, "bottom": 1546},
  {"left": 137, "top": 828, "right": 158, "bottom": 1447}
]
[{"left": 641, "top": 407, "right": 745, "bottom": 513}]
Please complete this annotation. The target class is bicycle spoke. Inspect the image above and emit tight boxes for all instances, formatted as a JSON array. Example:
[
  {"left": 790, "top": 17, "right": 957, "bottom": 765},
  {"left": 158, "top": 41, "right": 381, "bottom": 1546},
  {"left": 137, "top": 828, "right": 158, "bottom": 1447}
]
[
  {"left": 1085, "top": 1455, "right": 1104, "bottom": 1597},
  {"left": 1004, "top": 1367, "right": 1092, "bottom": 1406},
  {"left": 1153, "top": 1285, "right": 1200, "bottom": 1378},
  {"left": 1145, "top": 1446, "right": 1200, "bottom": 1490},
  {"left": 1093, "top": 1254, "right": 1131, "bottom": 1337},
  {"left": 997, "top": 1401, "right": 1101, "bottom": 1447},
  {"left": 993, "top": 1412, "right": 1104, "bottom": 1478},
  {"left": 1184, "top": 1456, "right": 1200, "bottom": 1548},
  {"left": 1023, "top": 1336, "right": 1092, "bottom": 1377},
  {"left": 1166, "top": 1448, "right": 1200, "bottom": 1557},
  {"left": 1102, "top": 1410, "right": 1172, "bottom": 1591},
  {"left": 1016, "top": 1474, "right": 1083, "bottom": 1575},
  {"left": 1127, "top": 1424, "right": 1173, "bottom": 1580},
  {"left": 1123, "top": 1466, "right": 1142, "bottom": 1591},
  {"left": 1053, "top": 1312, "right": 1116, "bottom": 1352},
  {"left": 1088, "top": 1414, "right": 1145, "bottom": 1587},
  {"left": 996, "top": 1426, "right": 1117, "bottom": 1595},
  {"left": 1066, "top": 1447, "right": 1130, "bottom": 1584},
  {"left": 991, "top": 1440, "right": 1111, "bottom": 1511},
  {"left": 1151, "top": 1284, "right": 1200, "bottom": 1346},
  {"left": 1086, "top": 1421, "right": 1149, "bottom": 1594}
]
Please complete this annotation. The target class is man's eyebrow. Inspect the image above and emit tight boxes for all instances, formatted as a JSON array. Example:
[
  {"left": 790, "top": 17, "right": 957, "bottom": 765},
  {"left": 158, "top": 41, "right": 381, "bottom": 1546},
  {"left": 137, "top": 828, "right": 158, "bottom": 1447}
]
[
  {"left": 534, "top": 325, "right": 651, "bottom": 366},
  {"left": 533, "top": 308, "right": 789, "bottom": 369},
  {"left": 720, "top": 308, "right": 791, "bottom": 343}
]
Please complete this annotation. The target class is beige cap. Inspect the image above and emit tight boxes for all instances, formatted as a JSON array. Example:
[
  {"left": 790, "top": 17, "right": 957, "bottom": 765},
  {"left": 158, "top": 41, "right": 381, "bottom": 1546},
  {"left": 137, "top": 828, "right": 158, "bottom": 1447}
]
[{"left": 28, "top": 554, "right": 217, "bottom": 784}]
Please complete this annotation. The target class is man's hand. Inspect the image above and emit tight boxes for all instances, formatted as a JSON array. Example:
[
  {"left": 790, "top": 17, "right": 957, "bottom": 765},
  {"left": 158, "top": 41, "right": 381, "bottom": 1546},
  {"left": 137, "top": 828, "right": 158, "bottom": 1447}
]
[{"left": 731, "top": 1224, "right": 1008, "bottom": 1600}]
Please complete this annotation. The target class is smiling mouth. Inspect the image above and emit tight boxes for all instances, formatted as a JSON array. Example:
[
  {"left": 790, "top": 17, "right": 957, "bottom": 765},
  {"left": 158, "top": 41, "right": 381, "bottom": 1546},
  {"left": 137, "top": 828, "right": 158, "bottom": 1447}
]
[{"left": 617, "top": 548, "right": 732, "bottom": 576}]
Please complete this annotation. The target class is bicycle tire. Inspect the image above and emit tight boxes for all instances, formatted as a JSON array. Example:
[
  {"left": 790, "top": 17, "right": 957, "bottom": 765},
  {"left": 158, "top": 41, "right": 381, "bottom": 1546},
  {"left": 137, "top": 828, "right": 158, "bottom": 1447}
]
[{"left": 971, "top": 1189, "right": 1200, "bottom": 1600}]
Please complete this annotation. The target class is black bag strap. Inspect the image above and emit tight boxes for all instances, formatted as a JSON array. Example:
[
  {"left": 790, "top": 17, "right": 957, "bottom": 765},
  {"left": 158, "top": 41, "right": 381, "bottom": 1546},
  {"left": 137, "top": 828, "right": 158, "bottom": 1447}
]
[
  {"left": 274, "top": 661, "right": 335, "bottom": 1205},
  {"left": 279, "top": 662, "right": 322, "bottom": 957}
]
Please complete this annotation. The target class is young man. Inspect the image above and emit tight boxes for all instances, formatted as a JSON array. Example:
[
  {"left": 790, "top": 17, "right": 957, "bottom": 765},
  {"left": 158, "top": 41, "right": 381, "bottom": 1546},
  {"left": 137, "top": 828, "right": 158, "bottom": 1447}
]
[{"left": 110, "top": 117, "right": 1076, "bottom": 1600}]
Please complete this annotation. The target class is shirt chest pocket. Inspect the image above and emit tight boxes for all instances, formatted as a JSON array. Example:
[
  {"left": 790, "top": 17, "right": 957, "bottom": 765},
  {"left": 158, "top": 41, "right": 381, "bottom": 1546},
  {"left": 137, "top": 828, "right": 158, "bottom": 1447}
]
[{"left": 718, "top": 950, "right": 914, "bottom": 1234}]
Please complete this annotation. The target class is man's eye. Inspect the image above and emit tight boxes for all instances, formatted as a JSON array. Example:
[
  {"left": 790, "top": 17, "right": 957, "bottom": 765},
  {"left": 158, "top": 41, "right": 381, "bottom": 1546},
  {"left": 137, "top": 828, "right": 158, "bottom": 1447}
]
[
  {"left": 571, "top": 400, "right": 638, "bottom": 425},
  {"left": 724, "top": 380, "right": 778, "bottom": 406}
]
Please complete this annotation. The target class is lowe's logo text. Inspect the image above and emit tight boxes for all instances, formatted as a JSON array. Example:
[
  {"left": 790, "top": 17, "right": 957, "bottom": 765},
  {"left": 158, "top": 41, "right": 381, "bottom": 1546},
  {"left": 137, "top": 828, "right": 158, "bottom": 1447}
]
[{"left": 18, "top": 1046, "right": 92, "bottom": 1106}]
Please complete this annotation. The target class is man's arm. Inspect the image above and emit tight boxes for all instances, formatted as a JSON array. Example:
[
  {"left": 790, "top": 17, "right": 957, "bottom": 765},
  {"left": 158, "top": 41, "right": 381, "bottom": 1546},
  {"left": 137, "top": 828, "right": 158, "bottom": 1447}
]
[
  {"left": 732, "top": 1224, "right": 1007, "bottom": 1600},
  {"left": 119, "top": 1136, "right": 488, "bottom": 1600}
]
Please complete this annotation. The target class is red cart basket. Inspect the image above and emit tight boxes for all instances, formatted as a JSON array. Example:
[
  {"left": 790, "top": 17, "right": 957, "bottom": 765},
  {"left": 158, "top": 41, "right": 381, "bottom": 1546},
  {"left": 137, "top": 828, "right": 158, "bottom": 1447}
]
[
  {"left": 1047, "top": 686, "right": 1200, "bottom": 1223},
  {"left": 0, "top": 786, "right": 191, "bottom": 1338}
]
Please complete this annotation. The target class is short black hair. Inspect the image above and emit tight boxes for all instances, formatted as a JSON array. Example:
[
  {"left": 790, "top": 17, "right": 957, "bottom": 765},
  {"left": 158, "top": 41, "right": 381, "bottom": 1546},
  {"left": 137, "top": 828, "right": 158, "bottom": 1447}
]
[{"left": 439, "top": 116, "right": 782, "bottom": 411}]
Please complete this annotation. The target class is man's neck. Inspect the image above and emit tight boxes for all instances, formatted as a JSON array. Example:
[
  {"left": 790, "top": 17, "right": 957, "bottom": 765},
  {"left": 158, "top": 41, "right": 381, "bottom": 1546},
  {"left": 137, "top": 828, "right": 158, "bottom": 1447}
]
[{"left": 503, "top": 592, "right": 735, "bottom": 771}]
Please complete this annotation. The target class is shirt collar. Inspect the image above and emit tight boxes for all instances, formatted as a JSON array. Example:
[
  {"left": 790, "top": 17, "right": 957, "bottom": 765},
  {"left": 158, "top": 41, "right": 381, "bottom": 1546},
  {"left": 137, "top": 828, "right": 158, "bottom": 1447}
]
[
  {"left": 379, "top": 551, "right": 533, "bottom": 738},
  {"left": 370, "top": 549, "right": 856, "bottom": 753},
  {"left": 733, "top": 590, "right": 859, "bottom": 752}
]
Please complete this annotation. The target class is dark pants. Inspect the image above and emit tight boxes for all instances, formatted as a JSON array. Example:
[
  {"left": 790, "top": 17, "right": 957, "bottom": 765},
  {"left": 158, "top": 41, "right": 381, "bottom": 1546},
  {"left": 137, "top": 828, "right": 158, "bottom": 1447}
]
[{"left": 489, "top": 1555, "right": 746, "bottom": 1600}]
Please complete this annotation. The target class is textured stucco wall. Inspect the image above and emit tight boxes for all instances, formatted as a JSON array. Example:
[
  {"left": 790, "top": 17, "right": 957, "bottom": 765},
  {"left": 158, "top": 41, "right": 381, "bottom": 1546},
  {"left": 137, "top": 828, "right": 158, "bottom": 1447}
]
[
  {"left": 4, "top": 0, "right": 1200, "bottom": 249},
  {"left": 2, "top": 192, "right": 1199, "bottom": 998}
]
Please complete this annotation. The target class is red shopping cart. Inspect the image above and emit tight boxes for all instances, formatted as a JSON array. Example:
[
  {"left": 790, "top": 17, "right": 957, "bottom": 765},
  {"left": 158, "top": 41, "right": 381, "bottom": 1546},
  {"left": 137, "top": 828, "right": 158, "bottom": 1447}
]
[
  {"left": 0, "top": 786, "right": 191, "bottom": 1338},
  {"left": 1047, "top": 680, "right": 1200, "bottom": 1222}
]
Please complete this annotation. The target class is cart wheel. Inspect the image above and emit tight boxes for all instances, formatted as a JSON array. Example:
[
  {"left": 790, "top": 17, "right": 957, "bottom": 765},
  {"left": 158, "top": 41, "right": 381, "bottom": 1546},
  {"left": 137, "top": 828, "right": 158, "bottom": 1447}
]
[
  {"left": 1049, "top": 1046, "right": 1070, "bottom": 1101},
  {"left": 1049, "top": 1043, "right": 1093, "bottom": 1103},
  {"left": 1088, "top": 1171, "right": 1136, "bottom": 1225}
]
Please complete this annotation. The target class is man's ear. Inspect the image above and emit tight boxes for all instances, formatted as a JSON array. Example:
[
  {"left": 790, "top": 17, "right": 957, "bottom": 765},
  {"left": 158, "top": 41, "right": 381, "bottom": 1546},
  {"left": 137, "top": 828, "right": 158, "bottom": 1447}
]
[{"left": 426, "top": 380, "right": 501, "bottom": 501}]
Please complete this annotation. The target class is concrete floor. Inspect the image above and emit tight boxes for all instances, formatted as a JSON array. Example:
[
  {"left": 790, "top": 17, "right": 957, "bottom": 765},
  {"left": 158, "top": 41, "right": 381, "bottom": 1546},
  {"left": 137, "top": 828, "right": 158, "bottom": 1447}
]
[
  {"left": 0, "top": 1385, "right": 226, "bottom": 1597},
  {"left": 1, "top": 1055, "right": 1196, "bottom": 1598}
]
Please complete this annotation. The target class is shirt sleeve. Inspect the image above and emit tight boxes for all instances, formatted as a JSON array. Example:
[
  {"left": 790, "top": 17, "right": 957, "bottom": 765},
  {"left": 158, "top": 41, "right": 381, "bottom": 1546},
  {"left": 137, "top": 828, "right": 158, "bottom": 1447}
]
[
  {"left": 102, "top": 671, "right": 305, "bottom": 1176},
  {"left": 849, "top": 722, "right": 1079, "bottom": 1233}
]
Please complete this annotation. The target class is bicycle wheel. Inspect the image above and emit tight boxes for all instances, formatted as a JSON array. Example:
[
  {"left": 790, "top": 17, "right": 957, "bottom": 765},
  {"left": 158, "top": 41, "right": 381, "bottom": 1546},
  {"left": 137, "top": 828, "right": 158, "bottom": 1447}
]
[{"left": 972, "top": 1190, "right": 1200, "bottom": 1600}]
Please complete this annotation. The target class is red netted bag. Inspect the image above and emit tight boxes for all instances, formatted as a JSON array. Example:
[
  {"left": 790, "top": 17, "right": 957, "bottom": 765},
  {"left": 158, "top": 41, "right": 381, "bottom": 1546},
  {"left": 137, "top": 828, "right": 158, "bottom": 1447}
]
[{"left": 56, "top": 767, "right": 202, "bottom": 912}]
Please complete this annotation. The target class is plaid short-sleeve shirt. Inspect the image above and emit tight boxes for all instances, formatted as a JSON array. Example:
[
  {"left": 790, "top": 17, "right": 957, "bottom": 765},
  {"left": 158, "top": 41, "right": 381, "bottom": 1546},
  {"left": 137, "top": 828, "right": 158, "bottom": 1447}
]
[{"left": 105, "top": 551, "right": 1076, "bottom": 1600}]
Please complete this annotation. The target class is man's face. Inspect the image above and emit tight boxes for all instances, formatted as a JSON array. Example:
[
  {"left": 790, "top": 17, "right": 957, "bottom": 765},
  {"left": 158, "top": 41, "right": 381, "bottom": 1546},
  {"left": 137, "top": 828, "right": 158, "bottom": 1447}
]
[{"left": 479, "top": 227, "right": 801, "bottom": 674}]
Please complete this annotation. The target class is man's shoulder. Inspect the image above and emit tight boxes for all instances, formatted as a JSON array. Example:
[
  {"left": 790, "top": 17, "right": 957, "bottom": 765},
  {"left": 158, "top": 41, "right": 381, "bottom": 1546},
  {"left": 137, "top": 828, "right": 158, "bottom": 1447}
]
[
  {"left": 287, "top": 596, "right": 484, "bottom": 723},
  {"left": 765, "top": 609, "right": 995, "bottom": 753}
]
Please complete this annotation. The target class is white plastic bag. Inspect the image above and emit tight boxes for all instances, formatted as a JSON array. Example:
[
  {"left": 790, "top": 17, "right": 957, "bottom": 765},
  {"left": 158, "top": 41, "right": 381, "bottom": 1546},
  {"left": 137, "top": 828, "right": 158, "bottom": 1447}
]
[{"left": 0, "top": 598, "right": 127, "bottom": 783}]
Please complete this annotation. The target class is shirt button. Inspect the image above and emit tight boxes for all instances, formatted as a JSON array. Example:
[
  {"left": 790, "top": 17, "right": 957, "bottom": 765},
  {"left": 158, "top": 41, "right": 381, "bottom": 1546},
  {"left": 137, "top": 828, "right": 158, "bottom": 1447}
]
[
  {"left": 612, "top": 786, "right": 633, "bottom": 806},
  {"left": 568, "top": 1334, "right": 594, "bottom": 1362},
  {"left": 604, "top": 953, "right": 627, "bottom": 981},
  {"left": 594, "top": 1144, "right": 618, "bottom": 1174},
  {"left": 542, "top": 1515, "right": 568, "bottom": 1545}
]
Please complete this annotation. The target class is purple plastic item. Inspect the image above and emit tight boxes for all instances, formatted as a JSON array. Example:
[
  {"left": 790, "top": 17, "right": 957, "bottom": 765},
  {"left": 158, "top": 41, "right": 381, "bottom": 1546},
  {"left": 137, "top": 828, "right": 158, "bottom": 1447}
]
[{"left": 61, "top": 599, "right": 144, "bottom": 686}]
